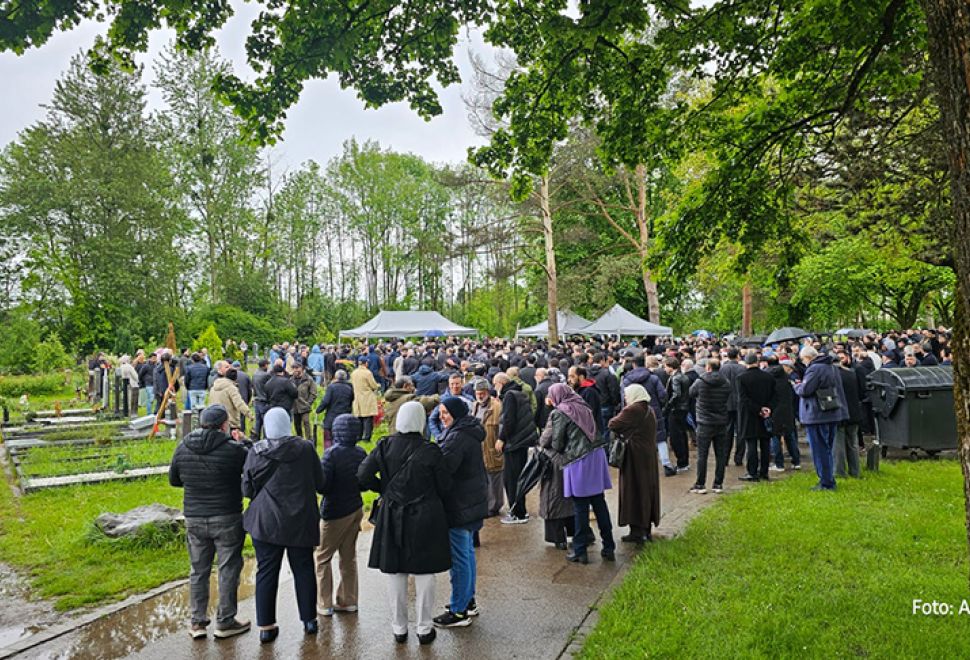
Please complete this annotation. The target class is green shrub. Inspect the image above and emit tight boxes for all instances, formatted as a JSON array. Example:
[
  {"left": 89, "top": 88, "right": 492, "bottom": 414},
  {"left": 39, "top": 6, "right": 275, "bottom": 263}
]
[
  {"left": 191, "top": 323, "right": 223, "bottom": 361},
  {"left": 0, "top": 308, "right": 41, "bottom": 374},
  {"left": 86, "top": 520, "right": 185, "bottom": 550},
  {"left": 0, "top": 373, "right": 68, "bottom": 397},
  {"left": 190, "top": 304, "right": 287, "bottom": 349},
  {"left": 33, "top": 333, "right": 74, "bottom": 372}
]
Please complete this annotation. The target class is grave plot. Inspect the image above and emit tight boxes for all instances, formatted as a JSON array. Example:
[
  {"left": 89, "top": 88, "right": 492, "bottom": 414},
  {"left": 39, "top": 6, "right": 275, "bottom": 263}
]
[{"left": 2, "top": 408, "right": 180, "bottom": 491}]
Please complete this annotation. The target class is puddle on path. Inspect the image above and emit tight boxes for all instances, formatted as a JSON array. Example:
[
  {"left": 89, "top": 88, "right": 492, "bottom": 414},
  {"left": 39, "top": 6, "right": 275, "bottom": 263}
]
[
  {"left": 12, "top": 557, "right": 265, "bottom": 660},
  {"left": 0, "top": 564, "right": 59, "bottom": 648}
]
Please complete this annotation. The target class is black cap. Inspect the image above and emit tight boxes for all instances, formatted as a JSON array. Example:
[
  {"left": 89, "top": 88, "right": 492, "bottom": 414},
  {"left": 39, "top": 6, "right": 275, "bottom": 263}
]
[{"left": 200, "top": 404, "right": 228, "bottom": 428}]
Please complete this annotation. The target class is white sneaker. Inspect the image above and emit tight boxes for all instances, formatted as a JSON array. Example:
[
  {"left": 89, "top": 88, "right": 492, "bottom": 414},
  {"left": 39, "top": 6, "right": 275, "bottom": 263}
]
[
  {"left": 501, "top": 514, "right": 529, "bottom": 525},
  {"left": 792, "top": 464, "right": 802, "bottom": 470},
  {"left": 712, "top": 485, "right": 724, "bottom": 494},
  {"left": 688, "top": 486, "right": 707, "bottom": 494},
  {"left": 769, "top": 465, "right": 785, "bottom": 473},
  {"left": 333, "top": 605, "right": 358, "bottom": 613},
  {"left": 677, "top": 465, "right": 691, "bottom": 473}
]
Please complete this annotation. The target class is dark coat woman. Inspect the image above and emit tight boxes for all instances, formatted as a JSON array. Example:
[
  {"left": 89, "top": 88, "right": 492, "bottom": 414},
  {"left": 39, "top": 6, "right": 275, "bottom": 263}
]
[
  {"left": 356, "top": 401, "right": 451, "bottom": 643},
  {"left": 242, "top": 407, "right": 326, "bottom": 641},
  {"left": 538, "top": 419, "right": 576, "bottom": 548},
  {"left": 608, "top": 384, "right": 661, "bottom": 543}
]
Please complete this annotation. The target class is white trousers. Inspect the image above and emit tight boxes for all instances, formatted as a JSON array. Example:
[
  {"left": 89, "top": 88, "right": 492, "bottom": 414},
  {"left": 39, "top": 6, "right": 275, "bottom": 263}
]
[{"left": 385, "top": 573, "right": 436, "bottom": 635}]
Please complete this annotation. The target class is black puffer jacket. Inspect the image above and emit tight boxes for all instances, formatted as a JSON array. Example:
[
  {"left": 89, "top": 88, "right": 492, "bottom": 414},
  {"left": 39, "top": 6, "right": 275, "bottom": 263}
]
[
  {"left": 590, "top": 364, "right": 620, "bottom": 409},
  {"left": 315, "top": 380, "right": 355, "bottom": 429},
  {"left": 320, "top": 415, "right": 367, "bottom": 520},
  {"left": 242, "top": 435, "right": 325, "bottom": 547},
  {"left": 438, "top": 415, "right": 488, "bottom": 528},
  {"left": 169, "top": 428, "right": 249, "bottom": 517},
  {"left": 498, "top": 382, "right": 539, "bottom": 452},
  {"left": 689, "top": 371, "right": 731, "bottom": 427}
]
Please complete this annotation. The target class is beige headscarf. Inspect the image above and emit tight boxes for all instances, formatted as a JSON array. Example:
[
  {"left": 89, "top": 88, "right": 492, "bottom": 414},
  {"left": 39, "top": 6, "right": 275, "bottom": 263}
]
[{"left": 624, "top": 384, "right": 651, "bottom": 405}]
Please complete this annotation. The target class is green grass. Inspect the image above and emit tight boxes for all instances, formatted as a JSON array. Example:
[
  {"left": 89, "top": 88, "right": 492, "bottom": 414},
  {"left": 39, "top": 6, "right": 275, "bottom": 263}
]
[
  {"left": 0, "top": 476, "right": 189, "bottom": 610},
  {"left": 581, "top": 460, "right": 969, "bottom": 659},
  {"left": 15, "top": 422, "right": 128, "bottom": 443},
  {"left": 17, "top": 438, "right": 177, "bottom": 478}
]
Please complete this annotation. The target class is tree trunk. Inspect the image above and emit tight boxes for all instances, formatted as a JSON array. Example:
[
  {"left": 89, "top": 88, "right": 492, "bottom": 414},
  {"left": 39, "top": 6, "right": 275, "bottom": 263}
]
[
  {"left": 635, "top": 164, "right": 661, "bottom": 324},
  {"left": 540, "top": 175, "right": 560, "bottom": 342},
  {"left": 920, "top": 0, "right": 970, "bottom": 587},
  {"left": 742, "top": 278, "right": 753, "bottom": 336}
]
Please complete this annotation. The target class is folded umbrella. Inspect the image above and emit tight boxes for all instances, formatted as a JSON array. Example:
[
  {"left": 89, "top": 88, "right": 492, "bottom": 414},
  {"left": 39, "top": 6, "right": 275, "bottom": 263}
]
[{"left": 514, "top": 447, "right": 551, "bottom": 504}]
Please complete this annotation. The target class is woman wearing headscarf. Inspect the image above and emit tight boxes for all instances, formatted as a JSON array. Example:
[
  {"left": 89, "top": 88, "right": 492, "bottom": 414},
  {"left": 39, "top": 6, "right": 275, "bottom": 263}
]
[
  {"left": 608, "top": 384, "right": 660, "bottom": 543},
  {"left": 357, "top": 401, "right": 452, "bottom": 645},
  {"left": 432, "top": 397, "right": 487, "bottom": 628},
  {"left": 545, "top": 383, "right": 615, "bottom": 564},
  {"left": 537, "top": 407, "right": 576, "bottom": 551},
  {"left": 242, "top": 407, "right": 326, "bottom": 643}
]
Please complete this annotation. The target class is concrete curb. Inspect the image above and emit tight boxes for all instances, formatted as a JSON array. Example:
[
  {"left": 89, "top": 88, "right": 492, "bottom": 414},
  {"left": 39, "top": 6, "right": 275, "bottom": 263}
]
[{"left": 0, "top": 578, "right": 189, "bottom": 660}]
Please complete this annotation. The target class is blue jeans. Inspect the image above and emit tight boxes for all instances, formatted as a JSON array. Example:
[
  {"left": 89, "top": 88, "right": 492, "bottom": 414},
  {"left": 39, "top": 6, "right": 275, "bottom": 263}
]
[
  {"left": 571, "top": 493, "right": 615, "bottom": 557},
  {"left": 448, "top": 526, "right": 478, "bottom": 613},
  {"left": 189, "top": 390, "right": 206, "bottom": 410},
  {"left": 771, "top": 429, "right": 801, "bottom": 468},
  {"left": 143, "top": 386, "right": 155, "bottom": 415},
  {"left": 599, "top": 406, "right": 614, "bottom": 442},
  {"left": 806, "top": 423, "right": 837, "bottom": 489}
]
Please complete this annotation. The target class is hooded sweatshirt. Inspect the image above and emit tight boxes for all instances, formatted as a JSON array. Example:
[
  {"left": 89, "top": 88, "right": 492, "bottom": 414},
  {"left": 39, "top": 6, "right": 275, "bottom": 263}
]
[
  {"left": 320, "top": 414, "right": 367, "bottom": 520},
  {"left": 169, "top": 427, "right": 248, "bottom": 517}
]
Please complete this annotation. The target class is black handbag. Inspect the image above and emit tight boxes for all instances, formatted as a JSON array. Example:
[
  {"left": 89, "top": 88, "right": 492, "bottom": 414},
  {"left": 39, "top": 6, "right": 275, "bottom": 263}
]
[
  {"left": 608, "top": 433, "right": 627, "bottom": 468},
  {"left": 816, "top": 387, "right": 840, "bottom": 411}
]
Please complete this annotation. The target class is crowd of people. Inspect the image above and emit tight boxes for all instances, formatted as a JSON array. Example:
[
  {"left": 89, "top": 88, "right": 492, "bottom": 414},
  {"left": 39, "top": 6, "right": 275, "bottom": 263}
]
[{"left": 161, "top": 326, "right": 951, "bottom": 644}]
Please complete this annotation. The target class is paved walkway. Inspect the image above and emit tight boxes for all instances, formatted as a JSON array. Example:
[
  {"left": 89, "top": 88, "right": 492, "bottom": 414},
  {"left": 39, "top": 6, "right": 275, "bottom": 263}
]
[{"left": 16, "top": 451, "right": 778, "bottom": 659}]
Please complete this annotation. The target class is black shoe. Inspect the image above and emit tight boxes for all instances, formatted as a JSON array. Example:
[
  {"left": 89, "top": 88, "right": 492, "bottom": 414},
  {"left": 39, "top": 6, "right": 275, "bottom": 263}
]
[
  {"left": 259, "top": 627, "right": 279, "bottom": 644},
  {"left": 738, "top": 474, "right": 759, "bottom": 482},
  {"left": 554, "top": 541, "right": 567, "bottom": 550},
  {"left": 418, "top": 628, "right": 437, "bottom": 645},
  {"left": 601, "top": 549, "right": 615, "bottom": 562},
  {"left": 394, "top": 632, "right": 408, "bottom": 644},
  {"left": 621, "top": 534, "right": 645, "bottom": 544},
  {"left": 663, "top": 465, "right": 677, "bottom": 477},
  {"left": 304, "top": 619, "right": 318, "bottom": 635},
  {"left": 566, "top": 552, "right": 589, "bottom": 564},
  {"left": 433, "top": 610, "right": 471, "bottom": 628}
]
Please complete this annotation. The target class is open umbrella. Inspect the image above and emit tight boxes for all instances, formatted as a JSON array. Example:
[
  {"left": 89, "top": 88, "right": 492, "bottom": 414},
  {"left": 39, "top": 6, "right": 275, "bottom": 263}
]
[
  {"left": 692, "top": 330, "right": 712, "bottom": 339},
  {"left": 424, "top": 329, "right": 445, "bottom": 337},
  {"left": 514, "top": 447, "right": 551, "bottom": 504},
  {"left": 735, "top": 335, "right": 767, "bottom": 348},
  {"left": 835, "top": 328, "right": 875, "bottom": 339},
  {"left": 763, "top": 327, "right": 814, "bottom": 345}
]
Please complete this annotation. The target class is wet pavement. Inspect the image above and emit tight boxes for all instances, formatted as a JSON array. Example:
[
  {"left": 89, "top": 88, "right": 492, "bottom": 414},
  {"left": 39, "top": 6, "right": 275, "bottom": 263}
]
[{"left": 12, "top": 447, "right": 788, "bottom": 660}]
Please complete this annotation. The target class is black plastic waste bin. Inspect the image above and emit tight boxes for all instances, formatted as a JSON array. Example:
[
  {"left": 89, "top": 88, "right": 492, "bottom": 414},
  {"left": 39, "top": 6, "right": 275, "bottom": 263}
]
[{"left": 867, "top": 366, "right": 957, "bottom": 451}]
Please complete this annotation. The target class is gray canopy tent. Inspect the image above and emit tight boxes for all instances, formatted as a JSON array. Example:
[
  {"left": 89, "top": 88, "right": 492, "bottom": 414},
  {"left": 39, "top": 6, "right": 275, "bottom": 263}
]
[
  {"left": 581, "top": 304, "right": 673, "bottom": 336},
  {"left": 516, "top": 310, "right": 593, "bottom": 338},
  {"left": 338, "top": 310, "right": 478, "bottom": 339}
]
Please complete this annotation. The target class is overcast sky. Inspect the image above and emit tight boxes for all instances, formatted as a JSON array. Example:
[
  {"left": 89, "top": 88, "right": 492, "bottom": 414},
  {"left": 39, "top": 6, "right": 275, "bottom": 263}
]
[{"left": 0, "top": 2, "right": 491, "bottom": 174}]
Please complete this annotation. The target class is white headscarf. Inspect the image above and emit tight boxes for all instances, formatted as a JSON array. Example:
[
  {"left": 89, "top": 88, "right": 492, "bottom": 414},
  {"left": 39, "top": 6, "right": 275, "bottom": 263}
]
[
  {"left": 625, "top": 384, "right": 651, "bottom": 405},
  {"left": 263, "top": 407, "right": 292, "bottom": 439},
  {"left": 396, "top": 400, "right": 427, "bottom": 434}
]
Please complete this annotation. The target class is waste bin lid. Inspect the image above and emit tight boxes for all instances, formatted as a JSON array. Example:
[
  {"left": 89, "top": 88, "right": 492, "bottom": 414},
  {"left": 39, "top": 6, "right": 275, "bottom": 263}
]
[{"left": 868, "top": 365, "right": 953, "bottom": 391}]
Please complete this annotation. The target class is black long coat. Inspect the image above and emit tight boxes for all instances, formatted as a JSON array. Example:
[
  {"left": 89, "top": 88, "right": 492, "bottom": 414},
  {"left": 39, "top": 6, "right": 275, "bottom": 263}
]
[
  {"left": 608, "top": 401, "right": 661, "bottom": 529},
  {"left": 737, "top": 367, "right": 776, "bottom": 440},
  {"left": 357, "top": 432, "right": 452, "bottom": 575},
  {"left": 768, "top": 366, "right": 797, "bottom": 436}
]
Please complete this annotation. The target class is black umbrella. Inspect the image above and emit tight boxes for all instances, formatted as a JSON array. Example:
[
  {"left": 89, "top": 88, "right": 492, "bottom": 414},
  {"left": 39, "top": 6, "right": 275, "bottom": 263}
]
[
  {"left": 735, "top": 335, "right": 767, "bottom": 348},
  {"left": 763, "top": 327, "right": 814, "bottom": 345},
  {"left": 514, "top": 448, "right": 551, "bottom": 504},
  {"left": 834, "top": 328, "right": 875, "bottom": 339}
]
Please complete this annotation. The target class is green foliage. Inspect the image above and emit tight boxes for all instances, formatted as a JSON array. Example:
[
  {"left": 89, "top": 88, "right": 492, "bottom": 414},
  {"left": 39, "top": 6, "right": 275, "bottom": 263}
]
[
  {"left": 0, "top": 373, "right": 67, "bottom": 397},
  {"left": 86, "top": 519, "right": 185, "bottom": 551},
  {"left": 189, "top": 305, "right": 286, "bottom": 349},
  {"left": 0, "top": 307, "right": 41, "bottom": 374},
  {"left": 33, "top": 333, "right": 74, "bottom": 372},
  {"left": 582, "top": 461, "right": 968, "bottom": 658},
  {"left": 111, "top": 327, "right": 138, "bottom": 357},
  {"left": 191, "top": 323, "right": 223, "bottom": 361}
]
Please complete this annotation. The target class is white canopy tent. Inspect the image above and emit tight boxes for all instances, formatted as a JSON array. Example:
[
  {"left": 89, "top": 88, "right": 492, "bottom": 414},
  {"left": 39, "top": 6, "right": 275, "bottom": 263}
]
[
  {"left": 581, "top": 304, "right": 672, "bottom": 336},
  {"left": 338, "top": 310, "right": 478, "bottom": 339},
  {"left": 516, "top": 310, "right": 593, "bottom": 338}
]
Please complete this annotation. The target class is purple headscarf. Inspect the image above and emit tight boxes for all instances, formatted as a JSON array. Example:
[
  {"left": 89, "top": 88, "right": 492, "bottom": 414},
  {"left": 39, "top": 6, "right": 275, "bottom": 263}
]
[{"left": 548, "top": 383, "right": 597, "bottom": 441}]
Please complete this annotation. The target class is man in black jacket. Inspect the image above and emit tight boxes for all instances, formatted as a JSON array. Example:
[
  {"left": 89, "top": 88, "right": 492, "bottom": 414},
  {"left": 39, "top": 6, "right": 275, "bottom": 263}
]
[
  {"left": 835, "top": 351, "right": 864, "bottom": 478},
  {"left": 688, "top": 359, "right": 732, "bottom": 494},
  {"left": 263, "top": 363, "right": 298, "bottom": 415},
  {"left": 169, "top": 404, "right": 251, "bottom": 640},
  {"left": 316, "top": 370, "right": 355, "bottom": 449},
  {"left": 663, "top": 357, "right": 691, "bottom": 471},
  {"left": 494, "top": 373, "right": 538, "bottom": 524},
  {"left": 737, "top": 352, "right": 776, "bottom": 482},
  {"left": 719, "top": 347, "right": 746, "bottom": 466},
  {"left": 251, "top": 359, "right": 271, "bottom": 440},
  {"left": 591, "top": 354, "right": 621, "bottom": 442}
]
